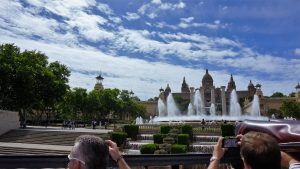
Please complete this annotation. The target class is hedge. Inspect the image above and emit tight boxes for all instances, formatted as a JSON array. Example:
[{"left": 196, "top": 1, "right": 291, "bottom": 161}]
[
  {"left": 221, "top": 124, "right": 235, "bottom": 137},
  {"left": 171, "top": 144, "right": 187, "bottom": 154},
  {"left": 153, "top": 134, "right": 166, "bottom": 144},
  {"left": 110, "top": 132, "right": 127, "bottom": 147},
  {"left": 181, "top": 124, "right": 193, "bottom": 141},
  {"left": 140, "top": 144, "right": 158, "bottom": 154},
  {"left": 160, "top": 125, "right": 172, "bottom": 134},
  {"left": 177, "top": 134, "right": 189, "bottom": 146},
  {"left": 123, "top": 124, "right": 139, "bottom": 140}
]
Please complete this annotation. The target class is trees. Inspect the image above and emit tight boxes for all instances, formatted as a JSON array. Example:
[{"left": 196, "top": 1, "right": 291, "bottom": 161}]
[
  {"left": 0, "top": 44, "right": 70, "bottom": 126},
  {"left": 270, "top": 92, "right": 285, "bottom": 97},
  {"left": 280, "top": 100, "right": 300, "bottom": 119},
  {"left": 56, "top": 88, "right": 146, "bottom": 122}
]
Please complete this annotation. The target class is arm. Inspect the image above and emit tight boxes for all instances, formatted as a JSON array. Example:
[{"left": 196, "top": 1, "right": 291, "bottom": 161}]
[
  {"left": 281, "top": 151, "right": 300, "bottom": 169},
  {"left": 207, "top": 137, "right": 225, "bottom": 169},
  {"left": 105, "top": 140, "right": 131, "bottom": 169}
]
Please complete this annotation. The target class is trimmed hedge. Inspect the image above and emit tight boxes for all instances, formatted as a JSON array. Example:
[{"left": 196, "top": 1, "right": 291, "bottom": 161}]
[
  {"left": 110, "top": 132, "right": 127, "bottom": 147},
  {"left": 153, "top": 134, "right": 166, "bottom": 144},
  {"left": 160, "top": 125, "right": 172, "bottom": 134},
  {"left": 171, "top": 144, "right": 187, "bottom": 154},
  {"left": 140, "top": 144, "right": 158, "bottom": 154},
  {"left": 221, "top": 124, "right": 235, "bottom": 137},
  {"left": 181, "top": 124, "right": 193, "bottom": 140},
  {"left": 123, "top": 124, "right": 139, "bottom": 140},
  {"left": 177, "top": 134, "right": 189, "bottom": 146}
]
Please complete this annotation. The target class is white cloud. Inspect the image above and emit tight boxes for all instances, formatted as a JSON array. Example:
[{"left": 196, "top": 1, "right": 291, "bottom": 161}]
[
  {"left": 151, "top": 0, "right": 162, "bottom": 4},
  {"left": 180, "top": 17, "right": 194, "bottom": 23},
  {"left": 294, "top": 48, "right": 300, "bottom": 56},
  {"left": 138, "top": 1, "right": 186, "bottom": 19},
  {"left": 123, "top": 12, "right": 140, "bottom": 20},
  {"left": 97, "top": 3, "right": 114, "bottom": 15},
  {"left": 148, "top": 13, "right": 157, "bottom": 19},
  {"left": 1, "top": 0, "right": 299, "bottom": 100}
]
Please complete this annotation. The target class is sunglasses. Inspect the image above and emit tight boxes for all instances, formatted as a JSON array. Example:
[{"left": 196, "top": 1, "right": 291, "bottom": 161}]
[{"left": 68, "top": 154, "right": 86, "bottom": 165}]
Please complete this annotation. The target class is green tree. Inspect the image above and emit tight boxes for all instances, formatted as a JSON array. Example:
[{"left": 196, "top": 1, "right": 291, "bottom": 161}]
[
  {"left": 280, "top": 100, "right": 300, "bottom": 119},
  {"left": 0, "top": 44, "right": 70, "bottom": 126},
  {"left": 270, "top": 92, "right": 285, "bottom": 97},
  {"left": 289, "top": 92, "right": 296, "bottom": 97},
  {"left": 56, "top": 88, "right": 88, "bottom": 120}
]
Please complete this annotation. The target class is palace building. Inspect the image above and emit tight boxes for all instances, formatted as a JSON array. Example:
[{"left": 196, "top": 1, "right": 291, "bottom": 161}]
[{"left": 142, "top": 69, "right": 299, "bottom": 118}]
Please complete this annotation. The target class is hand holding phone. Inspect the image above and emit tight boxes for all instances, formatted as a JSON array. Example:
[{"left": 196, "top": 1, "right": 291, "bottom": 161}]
[{"left": 222, "top": 137, "right": 239, "bottom": 148}]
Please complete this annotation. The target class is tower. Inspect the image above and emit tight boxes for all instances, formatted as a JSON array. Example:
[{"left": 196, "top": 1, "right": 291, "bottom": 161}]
[
  {"left": 226, "top": 74, "right": 236, "bottom": 93},
  {"left": 181, "top": 77, "right": 190, "bottom": 93},
  {"left": 255, "top": 84, "right": 263, "bottom": 98},
  {"left": 94, "top": 74, "right": 104, "bottom": 90},
  {"left": 248, "top": 80, "right": 256, "bottom": 96}
]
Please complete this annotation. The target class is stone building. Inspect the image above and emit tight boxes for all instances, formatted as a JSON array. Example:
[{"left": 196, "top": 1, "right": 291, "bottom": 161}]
[
  {"left": 142, "top": 70, "right": 300, "bottom": 118},
  {"left": 152, "top": 69, "right": 258, "bottom": 116}
]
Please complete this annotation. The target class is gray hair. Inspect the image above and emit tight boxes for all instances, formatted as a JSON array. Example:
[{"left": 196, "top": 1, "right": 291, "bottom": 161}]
[{"left": 74, "top": 135, "right": 109, "bottom": 169}]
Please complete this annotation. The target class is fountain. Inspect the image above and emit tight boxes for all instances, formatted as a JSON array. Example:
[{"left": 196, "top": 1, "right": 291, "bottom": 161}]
[
  {"left": 135, "top": 116, "right": 144, "bottom": 125},
  {"left": 250, "top": 95, "right": 261, "bottom": 116},
  {"left": 158, "top": 98, "right": 166, "bottom": 117},
  {"left": 229, "top": 90, "right": 241, "bottom": 117},
  {"left": 194, "top": 90, "right": 204, "bottom": 116},
  {"left": 153, "top": 89, "right": 268, "bottom": 122},
  {"left": 167, "top": 94, "right": 180, "bottom": 117},
  {"left": 209, "top": 103, "right": 216, "bottom": 116},
  {"left": 187, "top": 103, "right": 194, "bottom": 116}
]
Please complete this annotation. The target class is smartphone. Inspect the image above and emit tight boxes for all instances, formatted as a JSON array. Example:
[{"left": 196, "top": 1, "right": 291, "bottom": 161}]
[{"left": 222, "top": 137, "right": 238, "bottom": 148}]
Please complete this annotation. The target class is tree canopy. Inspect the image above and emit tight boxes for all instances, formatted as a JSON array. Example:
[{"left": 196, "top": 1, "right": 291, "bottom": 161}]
[
  {"left": 270, "top": 92, "right": 285, "bottom": 98},
  {"left": 56, "top": 88, "right": 146, "bottom": 121},
  {"left": 280, "top": 100, "right": 300, "bottom": 119},
  {"left": 0, "top": 43, "right": 146, "bottom": 124},
  {"left": 0, "top": 44, "right": 70, "bottom": 124}
]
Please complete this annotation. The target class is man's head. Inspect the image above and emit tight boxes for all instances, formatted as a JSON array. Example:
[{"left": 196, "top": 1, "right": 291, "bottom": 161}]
[
  {"left": 240, "top": 131, "right": 281, "bottom": 169},
  {"left": 68, "top": 135, "right": 109, "bottom": 169}
]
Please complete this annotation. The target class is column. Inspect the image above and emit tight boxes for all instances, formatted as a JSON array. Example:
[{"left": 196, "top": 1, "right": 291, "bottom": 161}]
[
  {"left": 221, "top": 86, "right": 226, "bottom": 115},
  {"left": 211, "top": 86, "right": 215, "bottom": 105}
]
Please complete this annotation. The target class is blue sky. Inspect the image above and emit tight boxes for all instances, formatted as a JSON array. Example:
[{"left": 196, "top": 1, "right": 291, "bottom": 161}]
[{"left": 0, "top": 0, "right": 299, "bottom": 100}]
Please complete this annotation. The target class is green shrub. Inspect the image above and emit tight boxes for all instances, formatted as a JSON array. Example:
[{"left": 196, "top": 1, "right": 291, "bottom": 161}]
[
  {"left": 177, "top": 134, "right": 189, "bottom": 146},
  {"left": 140, "top": 144, "right": 158, "bottom": 154},
  {"left": 160, "top": 125, "right": 172, "bottom": 134},
  {"left": 110, "top": 132, "right": 127, "bottom": 147},
  {"left": 221, "top": 124, "right": 235, "bottom": 137},
  {"left": 123, "top": 124, "right": 139, "bottom": 140},
  {"left": 153, "top": 134, "right": 166, "bottom": 144},
  {"left": 171, "top": 144, "right": 187, "bottom": 154},
  {"left": 181, "top": 124, "right": 193, "bottom": 141}
]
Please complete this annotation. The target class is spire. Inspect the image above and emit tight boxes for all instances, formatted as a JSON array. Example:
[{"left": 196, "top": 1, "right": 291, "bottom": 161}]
[
  {"left": 181, "top": 76, "right": 190, "bottom": 93},
  {"left": 206, "top": 69, "right": 208, "bottom": 74},
  {"left": 226, "top": 74, "right": 236, "bottom": 92},
  {"left": 295, "top": 83, "right": 300, "bottom": 89}
]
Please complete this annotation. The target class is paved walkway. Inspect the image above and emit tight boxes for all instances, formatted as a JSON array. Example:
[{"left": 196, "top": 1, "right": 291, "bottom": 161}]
[
  {"left": 24, "top": 125, "right": 113, "bottom": 133},
  {"left": 0, "top": 126, "right": 113, "bottom": 152},
  {"left": 0, "top": 142, "right": 72, "bottom": 151}
]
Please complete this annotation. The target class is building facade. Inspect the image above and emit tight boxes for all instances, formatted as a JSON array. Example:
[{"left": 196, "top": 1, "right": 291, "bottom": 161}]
[{"left": 142, "top": 69, "right": 299, "bottom": 117}]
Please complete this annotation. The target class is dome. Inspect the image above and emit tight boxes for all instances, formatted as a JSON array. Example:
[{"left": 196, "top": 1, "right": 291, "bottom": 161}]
[{"left": 202, "top": 69, "right": 213, "bottom": 87}]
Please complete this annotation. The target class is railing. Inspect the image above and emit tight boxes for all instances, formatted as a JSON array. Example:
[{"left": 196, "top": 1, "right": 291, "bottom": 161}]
[{"left": 0, "top": 151, "right": 243, "bottom": 169}]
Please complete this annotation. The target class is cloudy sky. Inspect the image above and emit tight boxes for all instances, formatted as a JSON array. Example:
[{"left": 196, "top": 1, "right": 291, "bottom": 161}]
[{"left": 1, "top": 0, "right": 300, "bottom": 100}]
